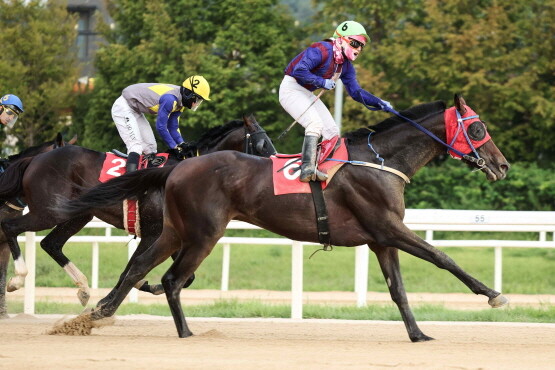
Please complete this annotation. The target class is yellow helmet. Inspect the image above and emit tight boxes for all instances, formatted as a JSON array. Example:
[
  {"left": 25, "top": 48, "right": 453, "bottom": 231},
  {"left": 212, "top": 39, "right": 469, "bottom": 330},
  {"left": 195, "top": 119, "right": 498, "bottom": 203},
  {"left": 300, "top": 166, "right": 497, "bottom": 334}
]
[{"left": 182, "top": 75, "right": 211, "bottom": 101}]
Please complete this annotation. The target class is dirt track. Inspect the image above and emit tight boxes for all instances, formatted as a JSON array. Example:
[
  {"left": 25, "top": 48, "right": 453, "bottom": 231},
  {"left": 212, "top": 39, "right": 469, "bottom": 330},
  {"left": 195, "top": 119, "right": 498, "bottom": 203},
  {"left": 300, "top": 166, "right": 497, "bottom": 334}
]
[{"left": 1, "top": 314, "right": 554, "bottom": 369}]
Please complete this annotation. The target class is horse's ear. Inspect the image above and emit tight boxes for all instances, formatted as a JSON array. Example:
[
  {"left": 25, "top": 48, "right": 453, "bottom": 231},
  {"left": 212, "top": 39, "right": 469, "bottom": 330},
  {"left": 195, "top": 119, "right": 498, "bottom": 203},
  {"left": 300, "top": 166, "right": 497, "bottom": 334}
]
[
  {"left": 56, "top": 132, "right": 63, "bottom": 147},
  {"left": 68, "top": 134, "right": 78, "bottom": 145},
  {"left": 242, "top": 113, "right": 257, "bottom": 127},
  {"left": 454, "top": 94, "right": 467, "bottom": 115}
]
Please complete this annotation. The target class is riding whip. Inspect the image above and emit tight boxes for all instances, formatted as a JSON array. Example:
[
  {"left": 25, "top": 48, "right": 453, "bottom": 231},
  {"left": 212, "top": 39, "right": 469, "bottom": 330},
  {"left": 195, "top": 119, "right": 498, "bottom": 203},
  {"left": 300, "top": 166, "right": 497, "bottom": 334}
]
[{"left": 277, "top": 70, "right": 341, "bottom": 141}]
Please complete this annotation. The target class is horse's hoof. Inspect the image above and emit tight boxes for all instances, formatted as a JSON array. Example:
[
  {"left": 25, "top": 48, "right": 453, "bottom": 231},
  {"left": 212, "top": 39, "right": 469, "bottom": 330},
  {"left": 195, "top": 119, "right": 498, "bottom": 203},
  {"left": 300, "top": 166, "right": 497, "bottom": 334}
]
[
  {"left": 90, "top": 308, "right": 105, "bottom": 321},
  {"left": 7, "top": 277, "right": 23, "bottom": 292},
  {"left": 488, "top": 294, "right": 509, "bottom": 308},
  {"left": 410, "top": 334, "right": 434, "bottom": 342},
  {"left": 178, "top": 331, "right": 194, "bottom": 338},
  {"left": 77, "top": 288, "right": 90, "bottom": 306},
  {"left": 150, "top": 284, "right": 165, "bottom": 295}
]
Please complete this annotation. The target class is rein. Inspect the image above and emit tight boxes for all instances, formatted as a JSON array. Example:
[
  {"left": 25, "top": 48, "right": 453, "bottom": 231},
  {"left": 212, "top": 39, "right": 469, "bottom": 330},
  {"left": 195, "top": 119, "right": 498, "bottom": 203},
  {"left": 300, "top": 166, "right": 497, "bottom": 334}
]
[{"left": 361, "top": 98, "right": 486, "bottom": 167}]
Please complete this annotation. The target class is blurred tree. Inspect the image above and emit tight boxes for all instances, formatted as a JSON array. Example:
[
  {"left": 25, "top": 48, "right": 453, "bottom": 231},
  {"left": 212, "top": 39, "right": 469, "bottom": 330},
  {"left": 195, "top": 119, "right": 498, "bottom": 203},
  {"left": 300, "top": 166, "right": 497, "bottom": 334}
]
[
  {"left": 0, "top": 0, "right": 78, "bottom": 153},
  {"left": 74, "top": 0, "right": 306, "bottom": 153}
]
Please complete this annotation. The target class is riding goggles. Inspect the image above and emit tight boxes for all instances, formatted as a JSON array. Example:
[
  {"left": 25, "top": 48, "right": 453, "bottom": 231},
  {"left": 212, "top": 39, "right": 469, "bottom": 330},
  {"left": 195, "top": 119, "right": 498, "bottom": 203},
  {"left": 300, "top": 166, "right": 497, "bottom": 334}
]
[{"left": 347, "top": 37, "right": 365, "bottom": 50}]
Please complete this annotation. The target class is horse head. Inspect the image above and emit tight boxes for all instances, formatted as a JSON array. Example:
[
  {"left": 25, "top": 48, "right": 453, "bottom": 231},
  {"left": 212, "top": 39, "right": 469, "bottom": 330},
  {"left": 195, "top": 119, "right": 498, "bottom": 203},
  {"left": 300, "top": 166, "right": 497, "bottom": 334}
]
[
  {"left": 243, "top": 114, "right": 277, "bottom": 157},
  {"left": 451, "top": 94, "right": 510, "bottom": 181}
]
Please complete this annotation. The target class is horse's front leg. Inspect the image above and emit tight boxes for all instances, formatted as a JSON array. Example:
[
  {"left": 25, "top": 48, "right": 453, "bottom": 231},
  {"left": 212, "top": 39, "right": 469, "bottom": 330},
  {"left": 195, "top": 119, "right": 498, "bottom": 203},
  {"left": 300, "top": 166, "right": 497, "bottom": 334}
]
[
  {"left": 4, "top": 235, "right": 26, "bottom": 292},
  {"left": 379, "top": 222, "right": 508, "bottom": 307},
  {"left": 40, "top": 215, "right": 93, "bottom": 306},
  {"left": 369, "top": 244, "right": 433, "bottom": 342}
]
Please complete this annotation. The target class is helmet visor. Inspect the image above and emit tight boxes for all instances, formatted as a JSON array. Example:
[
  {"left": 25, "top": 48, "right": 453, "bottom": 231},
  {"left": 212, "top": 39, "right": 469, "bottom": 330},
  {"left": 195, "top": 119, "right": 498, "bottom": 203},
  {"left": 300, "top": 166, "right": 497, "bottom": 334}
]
[
  {"left": 1, "top": 106, "right": 19, "bottom": 128},
  {"left": 190, "top": 97, "right": 203, "bottom": 111}
]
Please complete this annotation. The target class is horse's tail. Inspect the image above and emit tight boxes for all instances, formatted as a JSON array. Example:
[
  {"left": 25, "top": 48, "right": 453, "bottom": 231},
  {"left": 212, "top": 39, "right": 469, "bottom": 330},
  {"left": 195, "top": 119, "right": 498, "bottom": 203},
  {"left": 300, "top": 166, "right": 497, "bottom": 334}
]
[
  {"left": 54, "top": 165, "right": 175, "bottom": 218},
  {"left": 0, "top": 157, "right": 33, "bottom": 199}
]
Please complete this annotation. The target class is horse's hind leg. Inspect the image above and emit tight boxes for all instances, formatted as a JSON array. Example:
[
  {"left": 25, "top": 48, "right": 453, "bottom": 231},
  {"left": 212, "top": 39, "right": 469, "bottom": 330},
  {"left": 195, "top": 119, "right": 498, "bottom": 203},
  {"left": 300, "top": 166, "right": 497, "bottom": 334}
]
[
  {"left": 369, "top": 244, "right": 433, "bottom": 342},
  {"left": 93, "top": 226, "right": 182, "bottom": 320},
  {"left": 380, "top": 223, "right": 508, "bottom": 307},
  {"left": 162, "top": 237, "right": 221, "bottom": 338},
  {"left": 0, "top": 242, "right": 9, "bottom": 318},
  {"left": 40, "top": 215, "right": 93, "bottom": 305},
  {"left": 95, "top": 233, "right": 162, "bottom": 309}
]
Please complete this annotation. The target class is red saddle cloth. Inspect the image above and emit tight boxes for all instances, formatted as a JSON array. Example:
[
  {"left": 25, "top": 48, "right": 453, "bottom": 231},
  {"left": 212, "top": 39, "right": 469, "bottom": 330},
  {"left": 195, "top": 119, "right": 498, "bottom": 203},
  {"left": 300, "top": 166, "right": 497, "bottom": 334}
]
[
  {"left": 98, "top": 152, "right": 169, "bottom": 236},
  {"left": 271, "top": 137, "right": 348, "bottom": 195},
  {"left": 98, "top": 153, "right": 169, "bottom": 182}
]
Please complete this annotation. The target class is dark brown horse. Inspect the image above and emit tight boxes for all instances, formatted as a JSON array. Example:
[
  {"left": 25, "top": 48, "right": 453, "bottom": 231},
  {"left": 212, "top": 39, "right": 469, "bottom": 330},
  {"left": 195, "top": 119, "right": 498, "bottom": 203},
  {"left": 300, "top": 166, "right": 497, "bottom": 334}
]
[
  {"left": 0, "top": 133, "right": 77, "bottom": 318},
  {"left": 58, "top": 96, "right": 510, "bottom": 342},
  {"left": 0, "top": 115, "right": 275, "bottom": 308}
]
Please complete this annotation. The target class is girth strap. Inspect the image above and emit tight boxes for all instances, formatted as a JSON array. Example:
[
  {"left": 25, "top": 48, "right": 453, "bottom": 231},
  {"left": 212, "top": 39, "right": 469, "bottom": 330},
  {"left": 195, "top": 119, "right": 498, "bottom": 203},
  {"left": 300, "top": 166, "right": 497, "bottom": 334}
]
[{"left": 308, "top": 181, "right": 331, "bottom": 247}]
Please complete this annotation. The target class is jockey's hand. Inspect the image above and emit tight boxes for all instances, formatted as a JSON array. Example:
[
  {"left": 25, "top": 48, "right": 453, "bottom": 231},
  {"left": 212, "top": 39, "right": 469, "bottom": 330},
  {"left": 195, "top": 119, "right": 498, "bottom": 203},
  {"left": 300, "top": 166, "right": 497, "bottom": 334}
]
[
  {"left": 177, "top": 141, "right": 190, "bottom": 152},
  {"left": 379, "top": 100, "right": 393, "bottom": 112},
  {"left": 168, "top": 148, "right": 185, "bottom": 160},
  {"left": 323, "top": 79, "right": 336, "bottom": 90}
]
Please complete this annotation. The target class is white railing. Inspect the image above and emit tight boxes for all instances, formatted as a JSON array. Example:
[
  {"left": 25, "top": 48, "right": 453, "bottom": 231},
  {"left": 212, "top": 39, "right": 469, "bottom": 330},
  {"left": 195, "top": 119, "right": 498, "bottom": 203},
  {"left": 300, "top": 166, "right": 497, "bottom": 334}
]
[{"left": 19, "top": 209, "right": 555, "bottom": 317}]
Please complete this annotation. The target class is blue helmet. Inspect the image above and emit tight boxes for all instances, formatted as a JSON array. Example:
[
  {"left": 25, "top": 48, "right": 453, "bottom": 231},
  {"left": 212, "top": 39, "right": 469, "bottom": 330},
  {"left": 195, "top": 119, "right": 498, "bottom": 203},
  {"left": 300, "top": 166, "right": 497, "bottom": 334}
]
[{"left": 1, "top": 94, "right": 24, "bottom": 114}]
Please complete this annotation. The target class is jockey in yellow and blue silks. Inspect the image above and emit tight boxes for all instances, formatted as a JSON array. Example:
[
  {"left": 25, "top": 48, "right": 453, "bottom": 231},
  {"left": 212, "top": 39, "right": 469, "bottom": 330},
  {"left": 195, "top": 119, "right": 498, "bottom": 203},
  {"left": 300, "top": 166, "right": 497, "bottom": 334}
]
[
  {"left": 279, "top": 21, "right": 392, "bottom": 182},
  {"left": 112, "top": 75, "right": 211, "bottom": 172},
  {"left": 0, "top": 94, "right": 24, "bottom": 128}
]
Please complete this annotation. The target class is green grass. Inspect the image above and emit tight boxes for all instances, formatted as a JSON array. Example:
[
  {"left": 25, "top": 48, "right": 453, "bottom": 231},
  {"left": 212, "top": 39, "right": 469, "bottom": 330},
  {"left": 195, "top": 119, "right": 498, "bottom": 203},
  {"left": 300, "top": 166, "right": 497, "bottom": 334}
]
[
  {"left": 7, "top": 300, "right": 555, "bottom": 323},
  {"left": 12, "top": 233, "right": 555, "bottom": 294}
]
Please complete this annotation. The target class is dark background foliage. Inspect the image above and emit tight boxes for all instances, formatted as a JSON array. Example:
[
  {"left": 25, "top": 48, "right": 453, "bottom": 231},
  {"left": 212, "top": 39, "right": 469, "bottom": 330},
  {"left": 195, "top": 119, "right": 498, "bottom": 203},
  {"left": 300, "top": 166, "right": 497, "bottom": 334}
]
[{"left": 1, "top": 0, "right": 553, "bottom": 210}]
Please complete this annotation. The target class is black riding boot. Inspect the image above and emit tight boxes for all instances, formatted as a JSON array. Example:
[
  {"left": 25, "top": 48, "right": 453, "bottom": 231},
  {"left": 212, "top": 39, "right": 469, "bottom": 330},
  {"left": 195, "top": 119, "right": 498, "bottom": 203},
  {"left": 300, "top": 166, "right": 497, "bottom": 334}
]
[
  {"left": 126, "top": 152, "right": 140, "bottom": 173},
  {"left": 299, "top": 135, "right": 328, "bottom": 182}
]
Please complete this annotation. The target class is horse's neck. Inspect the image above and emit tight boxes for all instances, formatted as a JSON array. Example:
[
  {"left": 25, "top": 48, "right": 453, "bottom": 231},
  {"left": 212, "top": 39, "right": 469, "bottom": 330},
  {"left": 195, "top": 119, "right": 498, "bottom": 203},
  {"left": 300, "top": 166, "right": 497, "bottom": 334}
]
[
  {"left": 8, "top": 143, "right": 53, "bottom": 163},
  {"left": 352, "top": 115, "right": 446, "bottom": 179},
  {"left": 200, "top": 128, "right": 243, "bottom": 154}
]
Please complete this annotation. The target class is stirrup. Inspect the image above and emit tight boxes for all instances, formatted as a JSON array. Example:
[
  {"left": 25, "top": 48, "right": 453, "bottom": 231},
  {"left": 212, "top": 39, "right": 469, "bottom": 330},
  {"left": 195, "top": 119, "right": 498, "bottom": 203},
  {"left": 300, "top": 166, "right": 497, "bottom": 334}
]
[{"left": 300, "top": 167, "right": 328, "bottom": 182}]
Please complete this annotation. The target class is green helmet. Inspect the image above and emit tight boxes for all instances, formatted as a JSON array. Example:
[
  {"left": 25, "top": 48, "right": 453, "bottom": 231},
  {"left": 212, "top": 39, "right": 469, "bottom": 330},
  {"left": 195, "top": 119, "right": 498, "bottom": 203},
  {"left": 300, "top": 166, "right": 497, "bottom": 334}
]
[{"left": 332, "top": 21, "right": 370, "bottom": 43}]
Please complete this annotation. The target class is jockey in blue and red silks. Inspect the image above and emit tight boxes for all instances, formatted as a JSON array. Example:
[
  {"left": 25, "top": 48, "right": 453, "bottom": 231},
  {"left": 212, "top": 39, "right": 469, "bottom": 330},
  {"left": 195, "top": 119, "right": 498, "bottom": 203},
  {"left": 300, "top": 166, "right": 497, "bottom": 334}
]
[{"left": 279, "top": 20, "right": 393, "bottom": 182}]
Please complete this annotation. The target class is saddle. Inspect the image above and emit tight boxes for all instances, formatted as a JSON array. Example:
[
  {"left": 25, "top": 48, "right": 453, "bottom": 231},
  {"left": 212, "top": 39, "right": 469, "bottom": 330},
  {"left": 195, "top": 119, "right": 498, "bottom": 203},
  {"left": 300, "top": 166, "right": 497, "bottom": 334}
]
[
  {"left": 271, "top": 136, "right": 346, "bottom": 248},
  {"left": 111, "top": 149, "right": 169, "bottom": 169}
]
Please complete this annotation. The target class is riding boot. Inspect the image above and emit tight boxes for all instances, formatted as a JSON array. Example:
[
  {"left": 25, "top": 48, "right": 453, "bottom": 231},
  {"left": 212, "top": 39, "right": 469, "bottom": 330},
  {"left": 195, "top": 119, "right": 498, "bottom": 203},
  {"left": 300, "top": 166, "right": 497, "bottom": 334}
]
[
  {"left": 126, "top": 152, "right": 140, "bottom": 173},
  {"left": 299, "top": 135, "right": 328, "bottom": 183}
]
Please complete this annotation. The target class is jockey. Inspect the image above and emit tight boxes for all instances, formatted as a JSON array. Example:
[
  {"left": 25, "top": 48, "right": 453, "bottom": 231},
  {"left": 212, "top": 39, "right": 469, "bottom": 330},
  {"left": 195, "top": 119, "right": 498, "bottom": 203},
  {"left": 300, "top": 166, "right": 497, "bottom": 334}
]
[
  {"left": 0, "top": 94, "right": 24, "bottom": 128},
  {"left": 279, "top": 20, "right": 393, "bottom": 182},
  {"left": 112, "top": 75, "right": 211, "bottom": 172}
]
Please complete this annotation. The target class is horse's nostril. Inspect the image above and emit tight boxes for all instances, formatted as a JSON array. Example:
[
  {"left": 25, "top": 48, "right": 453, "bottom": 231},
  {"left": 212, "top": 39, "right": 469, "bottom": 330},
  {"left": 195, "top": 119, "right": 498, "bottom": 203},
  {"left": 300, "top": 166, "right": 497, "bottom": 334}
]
[{"left": 500, "top": 164, "right": 510, "bottom": 173}]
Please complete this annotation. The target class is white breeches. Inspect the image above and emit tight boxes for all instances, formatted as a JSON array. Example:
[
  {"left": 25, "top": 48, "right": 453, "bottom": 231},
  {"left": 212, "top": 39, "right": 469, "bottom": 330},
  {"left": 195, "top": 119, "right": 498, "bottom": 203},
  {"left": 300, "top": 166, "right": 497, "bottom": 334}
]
[
  {"left": 112, "top": 96, "right": 157, "bottom": 155},
  {"left": 279, "top": 75, "right": 339, "bottom": 140}
]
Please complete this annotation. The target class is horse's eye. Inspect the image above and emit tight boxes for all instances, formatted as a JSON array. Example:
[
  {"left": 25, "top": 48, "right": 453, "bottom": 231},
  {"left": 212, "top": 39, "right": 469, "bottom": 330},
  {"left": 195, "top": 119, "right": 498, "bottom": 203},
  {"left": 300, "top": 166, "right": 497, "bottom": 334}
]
[{"left": 468, "top": 121, "right": 486, "bottom": 141}]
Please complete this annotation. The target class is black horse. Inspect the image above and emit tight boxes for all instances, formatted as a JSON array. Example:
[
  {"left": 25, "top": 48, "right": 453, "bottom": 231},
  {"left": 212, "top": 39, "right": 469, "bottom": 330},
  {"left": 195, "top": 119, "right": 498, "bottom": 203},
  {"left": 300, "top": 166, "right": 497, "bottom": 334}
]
[
  {"left": 0, "top": 115, "right": 275, "bottom": 307},
  {"left": 0, "top": 133, "right": 77, "bottom": 318},
  {"left": 58, "top": 96, "right": 510, "bottom": 342}
]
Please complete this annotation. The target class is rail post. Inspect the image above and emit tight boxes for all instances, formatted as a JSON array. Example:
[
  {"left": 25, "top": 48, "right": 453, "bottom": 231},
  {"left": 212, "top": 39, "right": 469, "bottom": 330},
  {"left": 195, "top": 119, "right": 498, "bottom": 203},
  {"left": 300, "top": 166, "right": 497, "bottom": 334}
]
[
  {"left": 291, "top": 241, "right": 303, "bottom": 319},
  {"left": 24, "top": 231, "right": 36, "bottom": 315}
]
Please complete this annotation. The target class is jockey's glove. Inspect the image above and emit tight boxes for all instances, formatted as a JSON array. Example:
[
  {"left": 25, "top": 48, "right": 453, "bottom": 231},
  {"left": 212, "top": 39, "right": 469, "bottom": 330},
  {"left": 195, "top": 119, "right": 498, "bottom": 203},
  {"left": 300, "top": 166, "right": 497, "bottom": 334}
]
[
  {"left": 379, "top": 100, "right": 393, "bottom": 112},
  {"left": 323, "top": 79, "right": 336, "bottom": 90}
]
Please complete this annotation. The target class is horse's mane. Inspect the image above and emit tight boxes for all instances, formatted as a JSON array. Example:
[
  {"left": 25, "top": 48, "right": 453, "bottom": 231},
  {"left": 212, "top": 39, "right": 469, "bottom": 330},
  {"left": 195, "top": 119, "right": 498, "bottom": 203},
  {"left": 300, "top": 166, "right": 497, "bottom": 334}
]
[
  {"left": 7, "top": 140, "right": 55, "bottom": 161},
  {"left": 344, "top": 101, "right": 446, "bottom": 141},
  {"left": 178, "top": 120, "right": 243, "bottom": 153}
]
